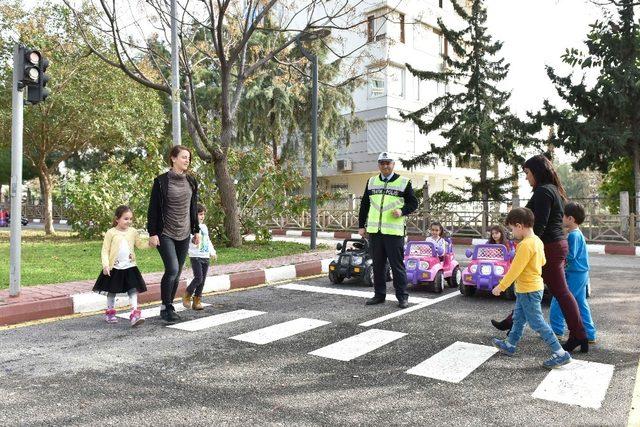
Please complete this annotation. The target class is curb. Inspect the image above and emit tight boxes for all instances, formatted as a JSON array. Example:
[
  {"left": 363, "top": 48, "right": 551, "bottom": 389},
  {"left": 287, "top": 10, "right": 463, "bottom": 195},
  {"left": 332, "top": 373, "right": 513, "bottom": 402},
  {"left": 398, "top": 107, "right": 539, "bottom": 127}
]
[
  {"left": 271, "top": 229, "right": 640, "bottom": 256},
  {"left": 0, "top": 258, "right": 334, "bottom": 327}
]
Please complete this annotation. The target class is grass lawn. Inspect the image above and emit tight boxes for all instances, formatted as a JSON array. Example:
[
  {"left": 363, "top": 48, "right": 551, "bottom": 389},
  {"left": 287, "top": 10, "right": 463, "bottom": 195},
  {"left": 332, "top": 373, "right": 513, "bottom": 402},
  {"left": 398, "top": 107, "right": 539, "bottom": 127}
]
[{"left": 0, "top": 230, "right": 315, "bottom": 289}]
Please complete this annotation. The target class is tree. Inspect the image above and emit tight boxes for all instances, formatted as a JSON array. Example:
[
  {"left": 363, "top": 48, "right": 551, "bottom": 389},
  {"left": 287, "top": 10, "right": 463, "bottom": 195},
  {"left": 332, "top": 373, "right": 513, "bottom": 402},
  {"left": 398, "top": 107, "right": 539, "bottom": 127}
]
[
  {"left": 0, "top": 3, "right": 166, "bottom": 234},
  {"left": 65, "top": 0, "right": 370, "bottom": 247},
  {"left": 538, "top": 0, "right": 640, "bottom": 216},
  {"left": 400, "top": 0, "right": 537, "bottom": 229},
  {"left": 600, "top": 158, "right": 635, "bottom": 214},
  {"left": 0, "top": 148, "right": 38, "bottom": 202},
  {"left": 555, "top": 162, "right": 602, "bottom": 200}
]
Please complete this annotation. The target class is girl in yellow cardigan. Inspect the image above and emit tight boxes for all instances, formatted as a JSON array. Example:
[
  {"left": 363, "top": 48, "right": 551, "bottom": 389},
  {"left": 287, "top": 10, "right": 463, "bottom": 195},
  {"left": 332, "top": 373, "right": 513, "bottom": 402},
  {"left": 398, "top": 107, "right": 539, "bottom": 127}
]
[{"left": 93, "top": 205, "right": 148, "bottom": 326}]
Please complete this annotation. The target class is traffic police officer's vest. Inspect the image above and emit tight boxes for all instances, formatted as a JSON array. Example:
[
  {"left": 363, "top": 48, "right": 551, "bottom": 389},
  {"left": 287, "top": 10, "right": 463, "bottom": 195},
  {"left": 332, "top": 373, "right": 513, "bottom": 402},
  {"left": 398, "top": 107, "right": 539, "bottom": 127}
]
[{"left": 365, "top": 174, "right": 409, "bottom": 236}]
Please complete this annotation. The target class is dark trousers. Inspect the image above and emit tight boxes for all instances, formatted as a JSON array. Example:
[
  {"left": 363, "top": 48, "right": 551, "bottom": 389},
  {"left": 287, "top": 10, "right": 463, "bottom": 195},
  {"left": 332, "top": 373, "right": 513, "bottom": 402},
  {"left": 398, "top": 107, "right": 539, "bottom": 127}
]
[
  {"left": 370, "top": 232, "right": 408, "bottom": 301},
  {"left": 157, "top": 235, "right": 190, "bottom": 307},
  {"left": 502, "top": 239, "right": 587, "bottom": 340},
  {"left": 187, "top": 257, "right": 210, "bottom": 297}
]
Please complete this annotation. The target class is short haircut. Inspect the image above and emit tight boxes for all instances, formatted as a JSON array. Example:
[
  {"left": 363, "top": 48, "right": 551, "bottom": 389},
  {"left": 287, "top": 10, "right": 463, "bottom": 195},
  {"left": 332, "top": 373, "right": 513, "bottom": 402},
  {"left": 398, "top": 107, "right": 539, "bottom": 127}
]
[
  {"left": 564, "top": 202, "right": 586, "bottom": 225},
  {"left": 505, "top": 207, "right": 535, "bottom": 228},
  {"left": 197, "top": 204, "right": 206, "bottom": 214}
]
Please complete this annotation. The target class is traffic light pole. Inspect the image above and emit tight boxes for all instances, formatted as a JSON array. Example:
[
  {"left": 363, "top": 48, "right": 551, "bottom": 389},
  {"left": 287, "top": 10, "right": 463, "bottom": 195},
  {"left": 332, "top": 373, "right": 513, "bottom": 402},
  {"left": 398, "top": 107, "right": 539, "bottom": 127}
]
[{"left": 10, "top": 43, "right": 24, "bottom": 296}]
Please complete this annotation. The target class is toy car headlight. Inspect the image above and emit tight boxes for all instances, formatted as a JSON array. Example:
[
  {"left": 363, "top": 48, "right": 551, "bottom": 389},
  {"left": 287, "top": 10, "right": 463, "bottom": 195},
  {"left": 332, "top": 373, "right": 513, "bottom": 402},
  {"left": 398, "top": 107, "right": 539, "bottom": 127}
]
[
  {"left": 419, "top": 261, "right": 429, "bottom": 270},
  {"left": 351, "top": 256, "right": 363, "bottom": 266},
  {"left": 365, "top": 259, "right": 373, "bottom": 265},
  {"left": 470, "top": 265, "right": 478, "bottom": 273},
  {"left": 333, "top": 256, "right": 340, "bottom": 262},
  {"left": 494, "top": 266, "right": 505, "bottom": 275},
  {"left": 480, "top": 265, "right": 492, "bottom": 275},
  {"left": 406, "top": 259, "right": 417, "bottom": 269}
]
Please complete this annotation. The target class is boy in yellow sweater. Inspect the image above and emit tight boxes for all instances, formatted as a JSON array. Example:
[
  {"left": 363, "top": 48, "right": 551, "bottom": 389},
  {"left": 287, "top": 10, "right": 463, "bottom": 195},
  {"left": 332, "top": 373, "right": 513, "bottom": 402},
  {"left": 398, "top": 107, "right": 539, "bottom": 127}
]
[{"left": 491, "top": 207, "right": 572, "bottom": 369}]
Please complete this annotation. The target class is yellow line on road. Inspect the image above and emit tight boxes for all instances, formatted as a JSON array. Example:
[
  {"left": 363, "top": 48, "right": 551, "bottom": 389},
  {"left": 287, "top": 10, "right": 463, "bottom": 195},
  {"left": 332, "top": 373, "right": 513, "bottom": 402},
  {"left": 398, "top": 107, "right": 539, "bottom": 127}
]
[{"left": 629, "top": 357, "right": 640, "bottom": 427}]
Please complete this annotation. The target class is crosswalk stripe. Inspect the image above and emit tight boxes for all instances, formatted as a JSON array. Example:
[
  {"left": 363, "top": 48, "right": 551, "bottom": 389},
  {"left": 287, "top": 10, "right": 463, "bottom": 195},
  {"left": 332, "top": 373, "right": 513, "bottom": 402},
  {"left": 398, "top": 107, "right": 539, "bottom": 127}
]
[
  {"left": 359, "top": 291, "right": 460, "bottom": 327},
  {"left": 115, "top": 303, "right": 211, "bottom": 319},
  {"left": 230, "top": 318, "right": 330, "bottom": 345},
  {"left": 277, "top": 283, "right": 429, "bottom": 304},
  {"left": 167, "top": 309, "right": 266, "bottom": 332},
  {"left": 309, "top": 328, "right": 406, "bottom": 361},
  {"left": 532, "top": 359, "right": 615, "bottom": 409},
  {"left": 406, "top": 341, "right": 498, "bottom": 383}
]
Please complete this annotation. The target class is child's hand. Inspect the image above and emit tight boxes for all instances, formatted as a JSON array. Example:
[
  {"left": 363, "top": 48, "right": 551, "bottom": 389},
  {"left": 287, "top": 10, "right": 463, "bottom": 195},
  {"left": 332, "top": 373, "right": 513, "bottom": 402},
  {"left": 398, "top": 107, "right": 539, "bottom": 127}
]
[
  {"left": 192, "top": 234, "right": 201, "bottom": 246},
  {"left": 492, "top": 286, "right": 502, "bottom": 296},
  {"left": 102, "top": 267, "right": 111, "bottom": 276},
  {"left": 149, "top": 235, "right": 160, "bottom": 247},
  {"left": 211, "top": 253, "right": 218, "bottom": 262},
  {"left": 392, "top": 209, "right": 402, "bottom": 218}
]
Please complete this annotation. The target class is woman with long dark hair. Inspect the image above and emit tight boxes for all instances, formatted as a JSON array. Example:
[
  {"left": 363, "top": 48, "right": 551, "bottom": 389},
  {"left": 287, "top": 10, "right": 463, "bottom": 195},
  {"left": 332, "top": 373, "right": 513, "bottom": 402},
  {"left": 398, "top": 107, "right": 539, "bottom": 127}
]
[
  {"left": 491, "top": 154, "right": 589, "bottom": 353},
  {"left": 147, "top": 145, "right": 200, "bottom": 323}
]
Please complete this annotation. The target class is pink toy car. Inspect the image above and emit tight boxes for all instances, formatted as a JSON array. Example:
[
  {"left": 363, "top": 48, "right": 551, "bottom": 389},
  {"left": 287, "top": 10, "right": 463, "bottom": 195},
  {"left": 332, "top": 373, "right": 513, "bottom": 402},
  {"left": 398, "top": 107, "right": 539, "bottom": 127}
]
[
  {"left": 460, "top": 244, "right": 515, "bottom": 299},
  {"left": 403, "top": 238, "right": 461, "bottom": 293}
]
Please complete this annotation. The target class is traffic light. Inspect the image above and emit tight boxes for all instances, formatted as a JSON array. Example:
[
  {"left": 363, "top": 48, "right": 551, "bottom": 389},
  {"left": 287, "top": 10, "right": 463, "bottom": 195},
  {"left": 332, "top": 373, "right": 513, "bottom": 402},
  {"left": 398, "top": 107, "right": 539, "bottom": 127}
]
[{"left": 16, "top": 45, "right": 50, "bottom": 104}]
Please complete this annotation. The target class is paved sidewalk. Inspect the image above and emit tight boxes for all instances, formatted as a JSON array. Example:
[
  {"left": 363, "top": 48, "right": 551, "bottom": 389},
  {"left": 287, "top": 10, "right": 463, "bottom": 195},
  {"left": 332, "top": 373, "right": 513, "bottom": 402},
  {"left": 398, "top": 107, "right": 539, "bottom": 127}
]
[{"left": 0, "top": 249, "right": 334, "bottom": 326}]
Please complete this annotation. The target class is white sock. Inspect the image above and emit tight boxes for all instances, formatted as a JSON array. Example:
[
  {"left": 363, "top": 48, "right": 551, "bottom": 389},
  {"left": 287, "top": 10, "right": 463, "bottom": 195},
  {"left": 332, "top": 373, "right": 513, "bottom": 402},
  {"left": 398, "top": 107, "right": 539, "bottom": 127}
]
[
  {"left": 107, "top": 293, "right": 116, "bottom": 310},
  {"left": 128, "top": 290, "right": 138, "bottom": 310}
]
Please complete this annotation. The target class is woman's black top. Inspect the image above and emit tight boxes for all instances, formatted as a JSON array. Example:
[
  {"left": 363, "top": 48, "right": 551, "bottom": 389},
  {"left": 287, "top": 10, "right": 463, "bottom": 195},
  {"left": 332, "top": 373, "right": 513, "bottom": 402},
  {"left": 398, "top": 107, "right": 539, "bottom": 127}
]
[{"left": 525, "top": 184, "right": 565, "bottom": 244}]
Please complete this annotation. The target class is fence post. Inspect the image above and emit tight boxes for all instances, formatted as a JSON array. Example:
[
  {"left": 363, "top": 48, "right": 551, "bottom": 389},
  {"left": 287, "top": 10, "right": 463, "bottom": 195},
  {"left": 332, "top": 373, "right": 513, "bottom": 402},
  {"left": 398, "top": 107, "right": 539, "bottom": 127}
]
[
  {"left": 620, "top": 191, "right": 630, "bottom": 235},
  {"left": 422, "top": 180, "right": 430, "bottom": 236},
  {"left": 630, "top": 213, "right": 636, "bottom": 247},
  {"left": 349, "top": 193, "right": 356, "bottom": 211}
]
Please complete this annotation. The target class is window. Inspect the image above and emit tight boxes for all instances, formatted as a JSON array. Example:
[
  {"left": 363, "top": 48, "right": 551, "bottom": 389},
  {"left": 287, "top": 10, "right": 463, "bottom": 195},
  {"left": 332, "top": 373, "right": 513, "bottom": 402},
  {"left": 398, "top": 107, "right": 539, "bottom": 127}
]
[
  {"left": 399, "top": 13, "right": 405, "bottom": 43},
  {"left": 388, "top": 65, "right": 405, "bottom": 98},
  {"left": 439, "top": 0, "right": 444, "bottom": 8},
  {"left": 368, "top": 72, "right": 385, "bottom": 98},
  {"left": 412, "top": 75, "right": 421, "bottom": 101},
  {"left": 367, "top": 15, "right": 375, "bottom": 42},
  {"left": 444, "top": 38, "right": 449, "bottom": 57}
]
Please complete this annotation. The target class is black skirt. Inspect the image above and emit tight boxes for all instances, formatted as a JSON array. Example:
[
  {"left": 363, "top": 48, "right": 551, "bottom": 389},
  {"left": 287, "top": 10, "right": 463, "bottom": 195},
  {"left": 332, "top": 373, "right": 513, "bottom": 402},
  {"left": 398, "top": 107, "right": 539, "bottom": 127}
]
[{"left": 93, "top": 266, "right": 147, "bottom": 295}]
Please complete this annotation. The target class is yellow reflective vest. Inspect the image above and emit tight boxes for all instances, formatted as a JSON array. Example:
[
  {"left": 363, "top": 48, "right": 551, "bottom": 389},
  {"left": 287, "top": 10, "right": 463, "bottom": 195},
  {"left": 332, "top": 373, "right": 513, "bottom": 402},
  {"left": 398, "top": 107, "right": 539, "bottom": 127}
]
[{"left": 365, "top": 174, "right": 409, "bottom": 236}]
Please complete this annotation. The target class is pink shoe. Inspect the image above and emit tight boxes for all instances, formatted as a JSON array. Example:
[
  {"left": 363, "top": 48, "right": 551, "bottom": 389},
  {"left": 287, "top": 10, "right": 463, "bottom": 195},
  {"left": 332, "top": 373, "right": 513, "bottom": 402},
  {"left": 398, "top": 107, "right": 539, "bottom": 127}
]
[
  {"left": 105, "top": 309, "right": 118, "bottom": 324},
  {"left": 130, "top": 309, "right": 144, "bottom": 327}
]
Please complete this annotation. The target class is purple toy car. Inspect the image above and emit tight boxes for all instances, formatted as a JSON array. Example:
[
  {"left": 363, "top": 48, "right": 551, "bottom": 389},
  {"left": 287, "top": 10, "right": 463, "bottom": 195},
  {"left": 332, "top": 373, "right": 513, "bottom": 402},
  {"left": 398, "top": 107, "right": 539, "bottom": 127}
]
[
  {"left": 460, "top": 244, "right": 515, "bottom": 299},
  {"left": 403, "top": 239, "right": 461, "bottom": 293}
]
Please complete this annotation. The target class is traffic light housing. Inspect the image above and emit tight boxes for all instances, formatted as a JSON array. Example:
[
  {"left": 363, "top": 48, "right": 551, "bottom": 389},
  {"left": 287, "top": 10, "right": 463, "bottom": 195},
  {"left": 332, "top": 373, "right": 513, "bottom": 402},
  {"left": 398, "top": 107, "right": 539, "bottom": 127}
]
[{"left": 16, "top": 45, "right": 50, "bottom": 104}]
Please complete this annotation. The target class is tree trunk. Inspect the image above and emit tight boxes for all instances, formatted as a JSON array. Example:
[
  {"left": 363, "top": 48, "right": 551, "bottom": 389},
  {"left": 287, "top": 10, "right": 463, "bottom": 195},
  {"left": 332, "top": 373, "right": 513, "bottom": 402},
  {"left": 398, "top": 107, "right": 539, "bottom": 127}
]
[
  {"left": 511, "top": 164, "right": 520, "bottom": 208},
  {"left": 634, "top": 141, "right": 640, "bottom": 219},
  {"left": 492, "top": 159, "right": 500, "bottom": 215},
  {"left": 480, "top": 156, "right": 488, "bottom": 235},
  {"left": 213, "top": 152, "right": 243, "bottom": 248},
  {"left": 39, "top": 169, "right": 55, "bottom": 235}
]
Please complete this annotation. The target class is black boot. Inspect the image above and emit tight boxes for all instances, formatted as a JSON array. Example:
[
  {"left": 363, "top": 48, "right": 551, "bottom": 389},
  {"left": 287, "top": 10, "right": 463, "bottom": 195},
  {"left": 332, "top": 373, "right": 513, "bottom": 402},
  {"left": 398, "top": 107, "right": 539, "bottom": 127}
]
[
  {"left": 562, "top": 336, "right": 589, "bottom": 353},
  {"left": 491, "top": 318, "right": 512, "bottom": 331}
]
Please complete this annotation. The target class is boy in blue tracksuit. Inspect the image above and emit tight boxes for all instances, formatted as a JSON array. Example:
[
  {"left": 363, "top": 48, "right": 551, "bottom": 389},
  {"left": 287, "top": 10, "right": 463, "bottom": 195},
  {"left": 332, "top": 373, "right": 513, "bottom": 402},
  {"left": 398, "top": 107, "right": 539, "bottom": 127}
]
[{"left": 549, "top": 202, "right": 597, "bottom": 343}]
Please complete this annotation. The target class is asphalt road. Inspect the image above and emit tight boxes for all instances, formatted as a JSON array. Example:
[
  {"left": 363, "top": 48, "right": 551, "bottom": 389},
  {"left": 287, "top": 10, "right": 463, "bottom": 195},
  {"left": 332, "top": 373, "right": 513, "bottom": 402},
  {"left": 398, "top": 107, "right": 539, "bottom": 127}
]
[{"left": 0, "top": 252, "right": 638, "bottom": 426}]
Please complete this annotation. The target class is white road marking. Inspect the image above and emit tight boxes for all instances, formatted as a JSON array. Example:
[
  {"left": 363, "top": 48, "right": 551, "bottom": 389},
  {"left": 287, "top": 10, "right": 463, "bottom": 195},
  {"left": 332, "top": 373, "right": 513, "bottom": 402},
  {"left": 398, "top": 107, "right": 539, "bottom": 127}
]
[
  {"left": 277, "top": 283, "right": 429, "bottom": 303},
  {"left": 309, "top": 328, "right": 406, "bottom": 361},
  {"left": 359, "top": 291, "right": 460, "bottom": 327},
  {"left": 167, "top": 309, "right": 266, "bottom": 332},
  {"left": 532, "top": 359, "right": 615, "bottom": 409},
  {"left": 230, "top": 318, "right": 330, "bottom": 345},
  {"left": 406, "top": 341, "right": 498, "bottom": 383}
]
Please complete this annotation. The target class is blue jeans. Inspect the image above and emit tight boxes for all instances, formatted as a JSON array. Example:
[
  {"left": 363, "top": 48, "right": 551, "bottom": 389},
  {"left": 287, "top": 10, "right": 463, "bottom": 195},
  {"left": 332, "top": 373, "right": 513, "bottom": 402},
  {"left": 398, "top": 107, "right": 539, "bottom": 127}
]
[
  {"left": 550, "top": 271, "right": 596, "bottom": 340},
  {"left": 507, "top": 290, "right": 562, "bottom": 353}
]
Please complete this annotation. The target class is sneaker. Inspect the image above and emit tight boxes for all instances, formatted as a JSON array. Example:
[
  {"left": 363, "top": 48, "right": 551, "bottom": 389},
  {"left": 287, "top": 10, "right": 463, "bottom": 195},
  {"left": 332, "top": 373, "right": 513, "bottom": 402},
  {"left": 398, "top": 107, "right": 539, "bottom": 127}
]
[
  {"left": 130, "top": 309, "right": 145, "bottom": 327},
  {"left": 168, "top": 309, "right": 181, "bottom": 322},
  {"left": 588, "top": 338, "right": 597, "bottom": 344},
  {"left": 543, "top": 352, "right": 572, "bottom": 369},
  {"left": 105, "top": 309, "right": 118, "bottom": 324},
  {"left": 160, "top": 309, "right": 176, "bottom": 324},
  {"left": 492, "top": 338, "right": 516, "bottom": 356}
]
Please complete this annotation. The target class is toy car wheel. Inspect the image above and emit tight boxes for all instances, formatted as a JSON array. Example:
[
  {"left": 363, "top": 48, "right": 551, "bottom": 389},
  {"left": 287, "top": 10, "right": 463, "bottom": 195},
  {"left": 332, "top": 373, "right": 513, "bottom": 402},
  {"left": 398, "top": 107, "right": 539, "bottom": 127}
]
[
  {"left": 329, "top": 271, "right": 344, "bottom": 284},
  {"left": 458, "top": 282, "right": 476, "bottom": 296},
  {"left": 432, "top": 270, "right": 444, "bottom": 293},
  {"left": 364, "top": 265, "right": 375, "bottom": 287},
  {"left": 448, "top": 266, "right": 461, "bottom": 288}
]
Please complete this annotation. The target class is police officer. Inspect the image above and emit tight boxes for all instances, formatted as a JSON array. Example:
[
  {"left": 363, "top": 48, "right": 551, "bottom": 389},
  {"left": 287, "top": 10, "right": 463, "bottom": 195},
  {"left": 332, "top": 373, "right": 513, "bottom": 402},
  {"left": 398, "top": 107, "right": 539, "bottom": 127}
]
[{"left": 358, "top": 152, "right": 418, "bottom": 308}]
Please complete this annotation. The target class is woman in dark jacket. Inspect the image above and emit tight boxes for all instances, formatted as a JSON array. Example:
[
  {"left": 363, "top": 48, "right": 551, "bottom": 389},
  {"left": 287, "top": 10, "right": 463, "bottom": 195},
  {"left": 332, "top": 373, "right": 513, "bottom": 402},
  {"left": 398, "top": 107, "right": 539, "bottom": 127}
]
[
  {"left": 491, "top": 154, "right": 588, "bottom": 353},
  {"left": 147, "top": 145, "right": 200, "bottom": 323}
]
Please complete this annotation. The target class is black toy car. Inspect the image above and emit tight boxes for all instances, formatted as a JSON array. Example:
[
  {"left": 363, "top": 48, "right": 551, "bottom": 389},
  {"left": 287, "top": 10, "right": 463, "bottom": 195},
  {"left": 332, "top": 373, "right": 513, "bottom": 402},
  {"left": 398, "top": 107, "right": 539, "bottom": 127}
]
[{"left": 328, "top": 238, "right": 391, "bottom": 286}]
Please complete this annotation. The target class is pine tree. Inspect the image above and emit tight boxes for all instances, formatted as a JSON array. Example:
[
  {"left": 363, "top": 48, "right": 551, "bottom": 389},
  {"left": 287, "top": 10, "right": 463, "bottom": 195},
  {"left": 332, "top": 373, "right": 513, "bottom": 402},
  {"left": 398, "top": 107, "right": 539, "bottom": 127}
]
[
  {"left": 537, "top": 0, "right": 640, "bottom": 215},
  {"left": 400, "top": 0, "right": 536, "bottom": 228}
]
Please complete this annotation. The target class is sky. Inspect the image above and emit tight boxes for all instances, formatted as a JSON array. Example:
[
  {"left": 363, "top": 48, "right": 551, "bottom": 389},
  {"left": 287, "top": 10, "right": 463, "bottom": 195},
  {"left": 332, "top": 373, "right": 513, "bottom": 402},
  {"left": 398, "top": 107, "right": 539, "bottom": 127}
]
[{"left": 485, "top": 0, "right": 610, "bottom": 118}]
